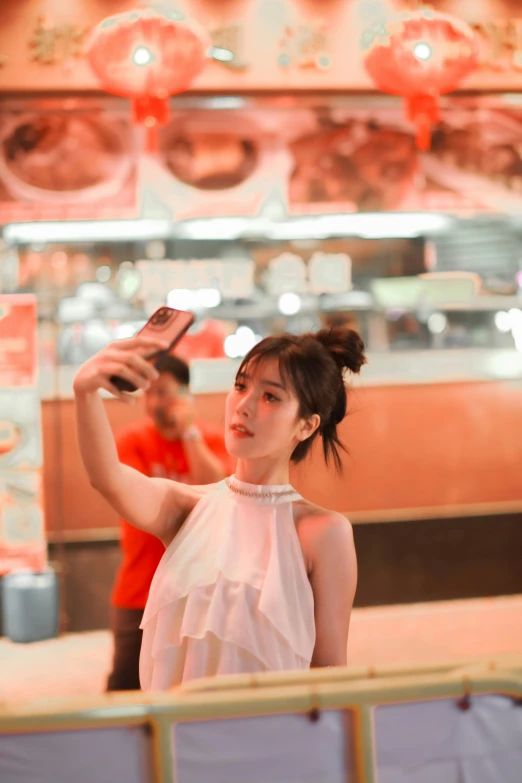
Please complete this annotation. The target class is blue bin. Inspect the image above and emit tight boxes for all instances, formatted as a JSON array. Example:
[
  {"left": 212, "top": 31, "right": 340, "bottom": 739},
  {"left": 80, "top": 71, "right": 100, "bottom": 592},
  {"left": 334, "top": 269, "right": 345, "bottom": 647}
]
[{"left": 1, "top": 568, "right": 59, "bottom": 643}]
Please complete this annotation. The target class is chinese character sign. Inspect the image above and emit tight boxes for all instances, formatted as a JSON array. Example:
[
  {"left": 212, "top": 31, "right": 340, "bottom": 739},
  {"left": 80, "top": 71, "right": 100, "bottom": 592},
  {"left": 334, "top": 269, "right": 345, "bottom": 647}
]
[
  {"left": 0, "top": 295, "right": 46, "bottom": 573},
  {"left": 0, "top": 295, "right": 38, "bottom": 387}
]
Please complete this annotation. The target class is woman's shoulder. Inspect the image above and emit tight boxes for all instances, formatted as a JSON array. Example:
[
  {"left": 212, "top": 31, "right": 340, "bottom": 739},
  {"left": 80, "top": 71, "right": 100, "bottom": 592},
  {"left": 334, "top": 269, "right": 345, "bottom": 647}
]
[
  {"left": 293, "top": 499, "right": 353, "bottom": 576},
  {"left": 293, "top": 498, "right": 349, "bottom": 531}
]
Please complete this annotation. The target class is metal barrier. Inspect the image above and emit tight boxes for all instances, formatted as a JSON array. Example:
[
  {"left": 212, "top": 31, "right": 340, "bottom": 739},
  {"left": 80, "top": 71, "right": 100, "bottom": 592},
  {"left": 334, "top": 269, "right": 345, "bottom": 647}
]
[{"left": 0, "top": 654, "right": 521, "bottom": 783}]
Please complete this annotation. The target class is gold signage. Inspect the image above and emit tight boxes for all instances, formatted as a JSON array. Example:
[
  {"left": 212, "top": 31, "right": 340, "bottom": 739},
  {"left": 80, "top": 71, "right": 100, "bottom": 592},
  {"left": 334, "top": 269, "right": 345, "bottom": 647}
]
[
  {"left": 29, "top": 17, "right": 88, "bottom": 65},
  {"left": 209, "top": 23, "right": 248, "bottom": 70},
  {"left": 278, "top": 23, "right": 332, "bottom": 70}
]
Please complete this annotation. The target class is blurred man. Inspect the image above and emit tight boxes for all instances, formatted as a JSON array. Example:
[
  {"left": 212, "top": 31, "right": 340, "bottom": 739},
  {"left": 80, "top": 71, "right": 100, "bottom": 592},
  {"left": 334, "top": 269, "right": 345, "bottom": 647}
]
[{"left": 107, "top": 354, "right": 230, "bottom": 691}]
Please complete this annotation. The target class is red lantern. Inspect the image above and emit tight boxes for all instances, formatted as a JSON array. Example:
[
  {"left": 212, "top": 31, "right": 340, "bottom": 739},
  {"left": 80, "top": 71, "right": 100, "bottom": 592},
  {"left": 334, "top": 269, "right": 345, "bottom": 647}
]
[
  {"left": 363, "top": 10, "right": 478, "bottom": 150},
  {"left": 86, "top": 8, "right": 210, "bottom": 151}
]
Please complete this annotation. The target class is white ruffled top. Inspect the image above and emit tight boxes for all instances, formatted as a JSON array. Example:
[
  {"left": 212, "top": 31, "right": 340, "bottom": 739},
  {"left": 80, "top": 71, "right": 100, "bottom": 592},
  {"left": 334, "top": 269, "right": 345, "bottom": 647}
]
[{"left": 139, "top": 475, "right": 315, "bottom": 691}]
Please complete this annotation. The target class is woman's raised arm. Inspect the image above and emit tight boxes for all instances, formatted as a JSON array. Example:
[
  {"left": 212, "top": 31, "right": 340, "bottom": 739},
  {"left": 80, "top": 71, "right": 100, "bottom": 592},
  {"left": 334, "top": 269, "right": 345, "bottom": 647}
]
[{"left": 73, "top": 336, "right": 195, "bottom": 543}]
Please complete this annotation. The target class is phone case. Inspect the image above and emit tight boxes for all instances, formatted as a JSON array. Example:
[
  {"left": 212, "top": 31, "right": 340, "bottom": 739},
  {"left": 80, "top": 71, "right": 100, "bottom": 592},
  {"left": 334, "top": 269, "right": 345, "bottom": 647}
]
[{"left": 110, "top": 307, "right": 195, "bottom": 393}]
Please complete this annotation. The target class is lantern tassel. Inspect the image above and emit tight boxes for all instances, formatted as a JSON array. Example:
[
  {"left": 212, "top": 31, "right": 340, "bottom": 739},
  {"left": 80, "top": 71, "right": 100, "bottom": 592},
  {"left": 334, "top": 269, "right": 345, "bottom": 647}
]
[
  {"left": 132, "top": 96, "right": 170, "bottom": 154},
  {"left": 415, "top": 115, "right": 432, "bottom": 152},
  {"left": 406, "top": 94, "right": 440, "bottom": 152},
  {"left": 144, "top": 125, "right": 159, "bottom": 154}
]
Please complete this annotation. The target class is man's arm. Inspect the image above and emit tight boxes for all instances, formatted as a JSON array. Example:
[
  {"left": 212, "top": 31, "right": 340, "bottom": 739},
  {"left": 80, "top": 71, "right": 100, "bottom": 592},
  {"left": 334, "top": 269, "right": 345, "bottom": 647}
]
[{"left": 181, "top": 427, "right": 228, "bottom": 484}]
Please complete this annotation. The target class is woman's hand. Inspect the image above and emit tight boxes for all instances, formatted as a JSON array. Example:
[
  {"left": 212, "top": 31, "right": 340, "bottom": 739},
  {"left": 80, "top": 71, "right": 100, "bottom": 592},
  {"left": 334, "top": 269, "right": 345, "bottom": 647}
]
[{"left": 72, "top": 336, "right": 169, "bottom": 402}]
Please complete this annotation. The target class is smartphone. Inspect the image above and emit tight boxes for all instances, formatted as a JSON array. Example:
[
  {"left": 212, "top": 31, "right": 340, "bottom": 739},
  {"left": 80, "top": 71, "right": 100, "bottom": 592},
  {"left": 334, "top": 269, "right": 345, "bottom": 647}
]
[{"left": 110, "top": 306, "right": 195, "bottom": 392}]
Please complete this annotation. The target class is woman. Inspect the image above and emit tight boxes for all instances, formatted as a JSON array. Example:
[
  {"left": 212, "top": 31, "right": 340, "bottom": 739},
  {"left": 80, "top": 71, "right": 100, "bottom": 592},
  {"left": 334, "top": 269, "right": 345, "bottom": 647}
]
[{"left": 73, "top": 326, "right": 365, "bottom": 690}]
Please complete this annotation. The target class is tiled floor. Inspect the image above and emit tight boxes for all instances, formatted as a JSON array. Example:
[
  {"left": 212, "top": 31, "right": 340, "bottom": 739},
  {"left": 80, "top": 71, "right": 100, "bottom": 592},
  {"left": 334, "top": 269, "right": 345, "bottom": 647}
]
[{"left": 1, "top": 594, "right": 521, "bottom": 702}]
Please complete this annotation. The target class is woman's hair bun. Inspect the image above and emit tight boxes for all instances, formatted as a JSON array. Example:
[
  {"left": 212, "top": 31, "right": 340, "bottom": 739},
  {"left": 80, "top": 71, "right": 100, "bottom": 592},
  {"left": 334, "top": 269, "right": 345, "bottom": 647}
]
[{"left": 315, "top": 325, "right": 367, "bottom": 375}]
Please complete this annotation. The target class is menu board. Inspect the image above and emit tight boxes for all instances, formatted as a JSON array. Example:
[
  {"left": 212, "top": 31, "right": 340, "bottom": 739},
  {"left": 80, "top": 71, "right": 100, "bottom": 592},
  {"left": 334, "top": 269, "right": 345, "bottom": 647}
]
[
  {"left": 147, "top": 101, "right": 522, "bottom": 219},
  {"left": 0, "top": 109, "right": 138, "bottom": 222},
  {"left": 1, "top": 98, "right": 522, "bottom": 224}
]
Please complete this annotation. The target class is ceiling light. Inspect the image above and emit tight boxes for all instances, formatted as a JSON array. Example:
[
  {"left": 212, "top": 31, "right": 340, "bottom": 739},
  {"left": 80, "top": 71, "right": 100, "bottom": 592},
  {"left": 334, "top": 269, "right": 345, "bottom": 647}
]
[
  {"left": 167, "top": 289, "right": 195, "bottom": 311},
  {"left": 427, "top": 312, "right": 448, "bottom": 334},
  {"left": 96, "top": 265, "right": 112, "bottom": 283},
  {"left": 4, "top": 220, "right": 171, "bottom": 244},
  {"left": 209, "top": 46, "right": 234, "bottom": 62},
  {"left": 196, "top": 288, "right": 222, "bottom": 308},
  {"left": 495, "top": 311, "right": 512, "bottom": 333},
  {"left": 278, "top": 293, "right": 302, "bottom": 315}
]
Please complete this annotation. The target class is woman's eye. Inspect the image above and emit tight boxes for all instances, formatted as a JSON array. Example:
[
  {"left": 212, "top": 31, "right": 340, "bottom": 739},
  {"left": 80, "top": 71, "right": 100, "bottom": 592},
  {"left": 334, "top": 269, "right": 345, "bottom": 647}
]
[
  {"left": 234, "top": 382, "right": 245, "bottom": 391},
  {"left": 265, "top": 393, "right": 279, "bottom": 402}
]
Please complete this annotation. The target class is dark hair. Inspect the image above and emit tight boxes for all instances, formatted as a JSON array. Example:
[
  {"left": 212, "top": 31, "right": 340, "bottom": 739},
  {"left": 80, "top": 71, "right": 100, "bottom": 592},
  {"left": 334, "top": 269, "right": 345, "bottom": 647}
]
[
  {"left": 237, "top": 326, "right": 366, "bottom": 472},
  {"left": 154, "top": 354, "right": 190, "bottom": 386}
]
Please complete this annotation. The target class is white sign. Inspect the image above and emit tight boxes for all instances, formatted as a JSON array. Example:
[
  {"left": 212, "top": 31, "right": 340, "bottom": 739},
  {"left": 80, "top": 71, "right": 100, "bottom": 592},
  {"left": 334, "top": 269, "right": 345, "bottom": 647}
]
[
  {"left": 308, "top": 252, "right": 352, "bottom": 294},
  {"left": 136, "top": 258, "right": 255, "bottom": 300},
  {"left": 266, "top": 253, "right": 307, "bottom": 295}
]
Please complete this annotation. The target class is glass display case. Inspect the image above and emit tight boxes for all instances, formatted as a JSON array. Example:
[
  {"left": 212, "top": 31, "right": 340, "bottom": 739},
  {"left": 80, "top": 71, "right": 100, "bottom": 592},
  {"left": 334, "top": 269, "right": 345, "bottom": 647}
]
[
  {"left": 1, "top": 225, "right": 521, "bottom": 398},
  {"left": 1, "top": 93, "right": 522, "bottom": 396}
]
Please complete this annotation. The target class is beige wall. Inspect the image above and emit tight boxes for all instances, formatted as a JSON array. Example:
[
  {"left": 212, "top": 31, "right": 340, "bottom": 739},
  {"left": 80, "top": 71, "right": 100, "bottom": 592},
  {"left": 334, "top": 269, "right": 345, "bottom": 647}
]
[{"left": 42, "top": 380, "right": 522, "bottom": 534}]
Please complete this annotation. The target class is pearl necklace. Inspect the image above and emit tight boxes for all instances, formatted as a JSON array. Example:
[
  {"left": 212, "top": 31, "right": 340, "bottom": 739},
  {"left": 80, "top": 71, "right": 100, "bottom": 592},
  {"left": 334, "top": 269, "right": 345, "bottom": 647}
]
[{"left": 225, "top": 477, "right": 297, "bottom": 500}]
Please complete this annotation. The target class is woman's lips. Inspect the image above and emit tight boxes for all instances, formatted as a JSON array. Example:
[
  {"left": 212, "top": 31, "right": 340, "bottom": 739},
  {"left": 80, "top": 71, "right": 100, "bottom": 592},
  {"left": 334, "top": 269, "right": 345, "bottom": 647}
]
[{"left": 231, "top": 425, "right": 254, "bottom": 438}]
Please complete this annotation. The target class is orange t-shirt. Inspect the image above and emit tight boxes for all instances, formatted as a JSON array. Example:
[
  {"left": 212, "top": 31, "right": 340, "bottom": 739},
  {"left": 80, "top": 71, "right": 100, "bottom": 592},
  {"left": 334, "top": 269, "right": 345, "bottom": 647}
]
[{"left": 111, "top": 419, "right": 230, "bottom": 609}]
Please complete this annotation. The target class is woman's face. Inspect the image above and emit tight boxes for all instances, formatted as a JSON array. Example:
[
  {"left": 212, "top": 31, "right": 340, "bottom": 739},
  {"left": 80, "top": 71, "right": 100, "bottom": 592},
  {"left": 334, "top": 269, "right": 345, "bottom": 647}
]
[{"left": 224, "top": 357, "right": 318, "bottom": 462}]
